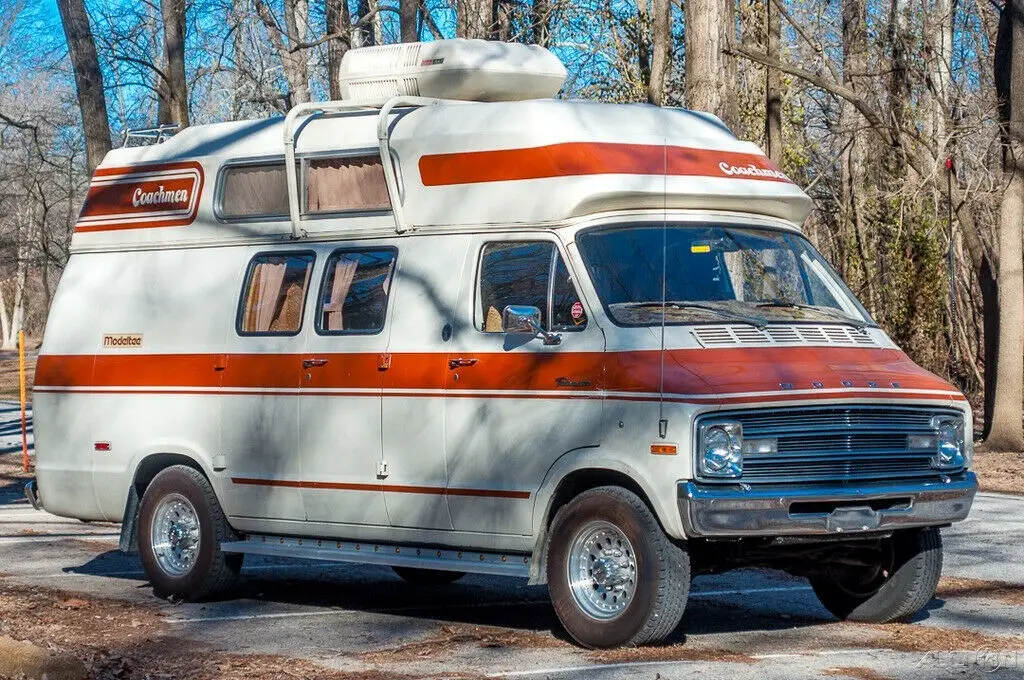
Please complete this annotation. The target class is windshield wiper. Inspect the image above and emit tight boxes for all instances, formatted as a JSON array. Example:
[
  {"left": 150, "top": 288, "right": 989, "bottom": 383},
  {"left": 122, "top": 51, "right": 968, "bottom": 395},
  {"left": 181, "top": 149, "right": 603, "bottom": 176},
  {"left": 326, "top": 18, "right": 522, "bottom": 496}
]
[
  {"left": 626, "top": 301, "right": 770, "bottom": 330},
  {"left": 755, "top": 300, "right": 867, "bottom": 329}
]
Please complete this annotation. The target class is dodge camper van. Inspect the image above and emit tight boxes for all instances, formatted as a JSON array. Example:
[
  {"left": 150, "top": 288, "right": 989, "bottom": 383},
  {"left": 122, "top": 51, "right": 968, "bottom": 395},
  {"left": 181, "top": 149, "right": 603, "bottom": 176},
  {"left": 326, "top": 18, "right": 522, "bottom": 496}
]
[{"left": 27, "top": 40, "right": 977, "bottom": 648}]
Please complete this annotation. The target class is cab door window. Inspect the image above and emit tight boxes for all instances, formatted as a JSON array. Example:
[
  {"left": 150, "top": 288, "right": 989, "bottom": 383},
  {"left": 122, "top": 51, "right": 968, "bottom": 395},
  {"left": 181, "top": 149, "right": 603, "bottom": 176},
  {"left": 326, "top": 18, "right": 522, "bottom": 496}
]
[{"left": 478, "top": 241, "right": 587, "bottom": 333}]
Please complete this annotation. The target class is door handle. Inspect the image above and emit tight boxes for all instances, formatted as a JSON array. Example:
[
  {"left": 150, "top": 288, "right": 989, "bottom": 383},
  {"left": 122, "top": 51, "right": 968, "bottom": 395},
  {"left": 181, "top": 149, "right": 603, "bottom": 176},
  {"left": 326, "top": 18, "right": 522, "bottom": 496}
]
[
  {"left": 448, "top": 357, "right": 478, "bottom": 369},
  {"left": 302, "top": 358, "right": 329, "bottom": 368}
]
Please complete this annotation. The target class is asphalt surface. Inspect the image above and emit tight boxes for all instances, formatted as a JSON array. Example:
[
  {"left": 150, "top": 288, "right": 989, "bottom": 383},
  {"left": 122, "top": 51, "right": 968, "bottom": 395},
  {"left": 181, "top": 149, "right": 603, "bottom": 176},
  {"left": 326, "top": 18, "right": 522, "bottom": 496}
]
[
  {"left": 1, "top": 472, "right": 1023, "bottom": 679},
  {"left": 2, "top": 402, "right": 1024, "bottom": 678}
]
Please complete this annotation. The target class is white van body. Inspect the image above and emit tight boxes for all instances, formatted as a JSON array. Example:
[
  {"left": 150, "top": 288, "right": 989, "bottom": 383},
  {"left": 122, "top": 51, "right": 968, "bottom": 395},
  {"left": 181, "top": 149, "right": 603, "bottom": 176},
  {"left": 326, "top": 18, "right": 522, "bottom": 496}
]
[{"left": 31, "top": 41, "right": 976, "bottom": 648}]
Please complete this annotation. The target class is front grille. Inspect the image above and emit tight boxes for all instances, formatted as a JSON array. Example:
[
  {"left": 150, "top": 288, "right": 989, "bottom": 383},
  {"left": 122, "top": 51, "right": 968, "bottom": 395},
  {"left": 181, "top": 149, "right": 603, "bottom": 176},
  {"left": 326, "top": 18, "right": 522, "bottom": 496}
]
[{"left": 697, "top": 405, "right": 964, "bottom": 485}]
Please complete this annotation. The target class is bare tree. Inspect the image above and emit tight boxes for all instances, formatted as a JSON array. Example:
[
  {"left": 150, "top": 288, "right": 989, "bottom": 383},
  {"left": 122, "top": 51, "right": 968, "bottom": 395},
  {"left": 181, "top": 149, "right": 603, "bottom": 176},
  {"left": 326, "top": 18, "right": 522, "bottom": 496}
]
[
  {"left": 764, "top": 0, "right": 782, "bottom": 162},
  {"left": 159, "top": 0, "right": 190, "bottom": 128},
  {"left": 457, "top": 0, "right": 493, "bottom": 39},
  {"left": 326, "top": 0, "right": 352, "bottom": 99},
  {"left": 989, "top": 0, "right": 1024, "bottom": 450},
  {"left": 255, "top": 0, "right": 311, "bottom": 106},
  {"left": 400, "top": 0, "right": 418, "bottom": 42},
  {"left": 55, "top": 0, "right": 110, "bottom": 175},
  {"left": 684, "top": 0, "right": 726, "bottom": 117},
  {"left": 648, "top": 0, "right": 670, "bottom": 106}
]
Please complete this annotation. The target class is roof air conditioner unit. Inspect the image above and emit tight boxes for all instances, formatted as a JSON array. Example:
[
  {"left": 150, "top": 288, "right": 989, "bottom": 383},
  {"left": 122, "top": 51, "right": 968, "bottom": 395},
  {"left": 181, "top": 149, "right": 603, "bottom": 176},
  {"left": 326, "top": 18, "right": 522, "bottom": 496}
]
[{"left": 338, "top": 39, "right": 567, "bottom": 106}]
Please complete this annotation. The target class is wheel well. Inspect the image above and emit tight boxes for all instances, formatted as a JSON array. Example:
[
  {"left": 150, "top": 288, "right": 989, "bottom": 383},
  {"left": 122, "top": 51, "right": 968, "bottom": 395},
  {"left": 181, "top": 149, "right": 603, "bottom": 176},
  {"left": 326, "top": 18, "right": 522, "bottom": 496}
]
[
  {"left": 544, "top": 468, "right": 657, "bottom": 530},
  {"left": 132, "top": 453, "right": 206, "bottom": 496}
]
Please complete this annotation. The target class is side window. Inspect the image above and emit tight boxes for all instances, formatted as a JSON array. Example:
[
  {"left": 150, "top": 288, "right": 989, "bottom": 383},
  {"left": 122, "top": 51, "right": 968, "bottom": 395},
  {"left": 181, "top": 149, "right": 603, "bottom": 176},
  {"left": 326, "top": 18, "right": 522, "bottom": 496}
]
[
  {"left": 238, "top": 253, "right": 315, "bottom": 335},
  {"left": 220, "top": 163, "right": 289, "bottom": 219},
  {"left": 317, "top": 249, "right": 397, "bottom": 334},
  {"left": 306, "top": 156, "right": 390, "bottom": 214},
  {"left": 478, "top": 241, "right": 587, "bottom": 333}
]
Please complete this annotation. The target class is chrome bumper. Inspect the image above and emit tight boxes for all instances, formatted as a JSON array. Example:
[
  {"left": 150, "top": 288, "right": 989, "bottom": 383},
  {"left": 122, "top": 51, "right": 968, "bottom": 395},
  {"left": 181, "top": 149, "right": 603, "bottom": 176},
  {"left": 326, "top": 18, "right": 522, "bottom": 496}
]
[{"left": 678, "top": 472, "right": 977, "bottom": 537}]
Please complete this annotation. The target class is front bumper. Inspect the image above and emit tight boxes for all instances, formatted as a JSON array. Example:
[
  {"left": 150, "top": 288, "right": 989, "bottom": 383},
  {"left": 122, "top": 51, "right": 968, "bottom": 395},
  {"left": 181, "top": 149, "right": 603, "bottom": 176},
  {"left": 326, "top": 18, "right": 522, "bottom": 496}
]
[{"left": 678, "top": 472, "right": 977, "bottom": 537}]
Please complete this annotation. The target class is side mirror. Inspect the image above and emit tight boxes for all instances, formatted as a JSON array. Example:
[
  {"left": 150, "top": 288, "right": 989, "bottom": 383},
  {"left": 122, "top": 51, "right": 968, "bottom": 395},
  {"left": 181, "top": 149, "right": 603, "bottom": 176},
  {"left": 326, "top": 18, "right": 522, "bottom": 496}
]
[{"left": 502, "top": 305, "right": 561, "bottom": 345}]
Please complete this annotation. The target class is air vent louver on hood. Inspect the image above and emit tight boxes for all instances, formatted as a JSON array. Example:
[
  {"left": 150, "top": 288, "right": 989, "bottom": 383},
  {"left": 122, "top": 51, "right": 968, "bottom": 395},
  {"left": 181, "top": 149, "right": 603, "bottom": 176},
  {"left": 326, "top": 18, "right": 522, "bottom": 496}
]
[{"left": 691, "top": 324, "right": 878, "bottom": 349}]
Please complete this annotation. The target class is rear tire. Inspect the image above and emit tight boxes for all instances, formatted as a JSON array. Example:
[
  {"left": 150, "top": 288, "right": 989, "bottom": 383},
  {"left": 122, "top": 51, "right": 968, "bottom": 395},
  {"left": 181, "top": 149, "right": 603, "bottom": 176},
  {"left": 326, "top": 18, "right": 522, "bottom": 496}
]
[
  {"left": 138, "top": 465, "right": 241, "bottom": 600},
  {"left": 392, "top": 566, "right": 465, "bottom": 585},
  {"left": 810, "top": 527, "right": 943, "bottom": 623},
  {"left": 546, "top": 486, "right": 689, "bottom": 648}
]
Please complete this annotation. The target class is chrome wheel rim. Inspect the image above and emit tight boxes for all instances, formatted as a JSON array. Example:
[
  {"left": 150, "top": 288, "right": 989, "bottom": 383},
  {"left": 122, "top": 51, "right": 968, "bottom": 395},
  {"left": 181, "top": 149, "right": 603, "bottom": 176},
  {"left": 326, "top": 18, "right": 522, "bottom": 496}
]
[
  {"left": 566, "top": 520, "right": 637, "bottom": 620},
  {"left": 151, "top": 493, "right": 201, "bottom": 577}
]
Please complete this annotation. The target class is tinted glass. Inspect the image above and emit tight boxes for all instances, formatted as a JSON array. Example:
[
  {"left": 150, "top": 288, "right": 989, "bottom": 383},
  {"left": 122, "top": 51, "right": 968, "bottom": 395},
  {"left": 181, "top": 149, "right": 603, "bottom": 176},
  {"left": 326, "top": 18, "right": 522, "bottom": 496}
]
[
  {"left": 318, "top": 249, "right": 397, "bottom": 333},
  {"left": 239, "top": 253, "right": 314, "bottom": 334},
  {"left": 479, "top": 242, "right": 554, "bottom": 331}
]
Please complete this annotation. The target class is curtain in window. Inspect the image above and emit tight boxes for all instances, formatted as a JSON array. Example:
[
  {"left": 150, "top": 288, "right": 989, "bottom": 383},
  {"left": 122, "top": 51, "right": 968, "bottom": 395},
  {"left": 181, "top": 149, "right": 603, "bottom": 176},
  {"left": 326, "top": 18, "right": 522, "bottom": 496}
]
[
  {"left": 307, "top": 157, "right": 390, "bottom": 213},
  {"left": 222, "top": 165, "right": 289, "bottom": 218},
  {"left": 324, "top": 257, "right": 360, "bottom": 331},
  {"left": 244, "top": 262, "right": 287, "bottom": 332}
]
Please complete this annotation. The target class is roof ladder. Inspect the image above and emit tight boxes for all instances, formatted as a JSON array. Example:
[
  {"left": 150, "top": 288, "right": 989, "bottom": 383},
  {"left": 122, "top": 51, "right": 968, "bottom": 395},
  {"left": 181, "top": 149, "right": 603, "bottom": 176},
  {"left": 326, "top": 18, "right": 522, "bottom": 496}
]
[{"left": 282, "top": 96, "right": 452, "bottom": 239}]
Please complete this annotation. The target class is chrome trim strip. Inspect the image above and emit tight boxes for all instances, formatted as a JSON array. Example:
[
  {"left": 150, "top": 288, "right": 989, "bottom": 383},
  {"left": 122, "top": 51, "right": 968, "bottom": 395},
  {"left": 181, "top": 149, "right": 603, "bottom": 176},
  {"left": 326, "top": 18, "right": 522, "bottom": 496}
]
[{"left": 678, "top": 472, "right": 977, "bottom": 537}]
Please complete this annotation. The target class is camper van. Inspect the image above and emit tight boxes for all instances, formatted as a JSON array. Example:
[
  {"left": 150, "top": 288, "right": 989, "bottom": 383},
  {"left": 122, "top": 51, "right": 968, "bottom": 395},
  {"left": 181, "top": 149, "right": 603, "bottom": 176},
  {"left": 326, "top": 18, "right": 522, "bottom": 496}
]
[{"left": 27, "top": 40, "right": 977, "bottom": 648}]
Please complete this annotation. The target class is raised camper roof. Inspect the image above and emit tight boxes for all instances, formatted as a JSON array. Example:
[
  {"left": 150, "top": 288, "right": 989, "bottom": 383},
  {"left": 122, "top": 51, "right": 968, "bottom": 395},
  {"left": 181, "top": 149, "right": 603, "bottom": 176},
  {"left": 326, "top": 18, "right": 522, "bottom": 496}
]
[{"left": 72, "top": 41, "right": 812, "bottom": 253}]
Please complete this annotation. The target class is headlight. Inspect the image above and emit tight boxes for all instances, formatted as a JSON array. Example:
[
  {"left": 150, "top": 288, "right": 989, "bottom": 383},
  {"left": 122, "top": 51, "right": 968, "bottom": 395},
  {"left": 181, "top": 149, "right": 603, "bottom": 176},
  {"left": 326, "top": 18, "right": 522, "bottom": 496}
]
[
  {"left": 930, "top": 414, "right": 966, "bottom": 470},
  {"left": 699, "top": 422, "right": 743, "bottom": 478}
]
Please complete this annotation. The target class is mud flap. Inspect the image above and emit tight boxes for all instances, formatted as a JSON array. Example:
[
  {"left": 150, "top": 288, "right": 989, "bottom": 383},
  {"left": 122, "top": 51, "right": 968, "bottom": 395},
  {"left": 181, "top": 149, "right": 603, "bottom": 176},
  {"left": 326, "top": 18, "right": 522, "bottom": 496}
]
[{"left": 118, "top": 485, "right": 140, "bottom": 554}]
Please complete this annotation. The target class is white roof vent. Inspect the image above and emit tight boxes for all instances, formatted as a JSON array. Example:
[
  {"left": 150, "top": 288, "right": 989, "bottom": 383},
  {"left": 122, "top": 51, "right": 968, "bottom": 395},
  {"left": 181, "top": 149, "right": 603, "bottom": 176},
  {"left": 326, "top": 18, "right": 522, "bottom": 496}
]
[{"left": 339, "top": 39, "right": 567, "bottom": 106}]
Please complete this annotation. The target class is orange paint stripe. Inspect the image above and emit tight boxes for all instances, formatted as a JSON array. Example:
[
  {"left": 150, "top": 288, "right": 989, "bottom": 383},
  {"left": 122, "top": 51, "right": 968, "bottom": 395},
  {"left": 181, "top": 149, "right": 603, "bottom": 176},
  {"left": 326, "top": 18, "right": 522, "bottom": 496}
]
[
  {"left": 34, "top": 348, "right": 963, "bottom": 398},
  {"left": 418, "top": 142, "right": 792, "bottom": 187},
  {"left": 230, "top": 477, "right": 530, "bottom": 499}
]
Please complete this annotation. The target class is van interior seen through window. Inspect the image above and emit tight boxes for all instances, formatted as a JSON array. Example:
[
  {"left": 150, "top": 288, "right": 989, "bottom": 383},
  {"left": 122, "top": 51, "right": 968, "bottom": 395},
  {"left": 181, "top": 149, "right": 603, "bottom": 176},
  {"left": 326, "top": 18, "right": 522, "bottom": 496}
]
[
  {"left": 239, "top": 253, "right": 315, "bottom": 334},
  {"left": 478, "top": 241, "right": 587, "bottom": 333},
  {"left": 317, "top": 249, "right": 397, "bottom": 333},
  {"left": 576, "top": 223, "right": 871, "bottom": 328}
]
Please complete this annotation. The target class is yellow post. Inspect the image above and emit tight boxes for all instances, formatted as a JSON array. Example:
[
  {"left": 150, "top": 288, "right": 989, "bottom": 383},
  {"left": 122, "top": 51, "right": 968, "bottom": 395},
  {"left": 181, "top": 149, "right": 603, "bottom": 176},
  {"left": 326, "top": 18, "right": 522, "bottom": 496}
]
[{"left": 19, "top": 330, "right": 28, "bottom": 472}]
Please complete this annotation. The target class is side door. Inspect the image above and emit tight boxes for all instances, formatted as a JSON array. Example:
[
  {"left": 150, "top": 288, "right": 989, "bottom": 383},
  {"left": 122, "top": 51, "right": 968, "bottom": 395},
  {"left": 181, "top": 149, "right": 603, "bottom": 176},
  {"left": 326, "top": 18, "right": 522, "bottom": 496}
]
[
  {"left": 220, "top": 250, "right": 314, "bottom": 522},
  {"left": 444, "top": 235, "right": 605, "bottom": 536},
  {"left": 380, "top": 235, "right": 470, "bottom": 531},
  {"left": 298, "top": 245, "right": 394, "bottom": 528}
]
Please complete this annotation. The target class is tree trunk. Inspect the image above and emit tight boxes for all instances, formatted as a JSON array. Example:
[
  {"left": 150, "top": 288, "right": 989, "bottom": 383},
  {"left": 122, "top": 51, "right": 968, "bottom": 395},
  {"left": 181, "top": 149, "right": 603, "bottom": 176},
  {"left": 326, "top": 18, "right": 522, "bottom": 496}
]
[
  {"left": 326, "top": 0, "right": 352, "bottom": 99},
  {"left": 685, "top": 0, "right": 725, "bottom": 117},
  {"left": 160, "top": 0, "right": 190, "bottom": 128},
  {"left": 457, "top": 0, "right": 492, "bottom": 39},
  {"left": 400, "top": 0, "right": 418, "bottom": 42},
  {"left": 284, "top": 0, "right": 311, "bottom": 105},
  {"left": 764, "top": 0, "right": 782, "bottom": 162},
  {"left": 649, "top": 0, "right": 670, "bottom": 106},
  {"left": 532, "top": 0, "right": 551, "bottom": 47},
  {"left": 55, "top": 0, "right": 111, "bottom": 175},
  {"left": 989, "top": 0, "right": 1024, "bottom": 450},
  {"left": 231, "top": 0, "right": 248, "bottom": 117}
]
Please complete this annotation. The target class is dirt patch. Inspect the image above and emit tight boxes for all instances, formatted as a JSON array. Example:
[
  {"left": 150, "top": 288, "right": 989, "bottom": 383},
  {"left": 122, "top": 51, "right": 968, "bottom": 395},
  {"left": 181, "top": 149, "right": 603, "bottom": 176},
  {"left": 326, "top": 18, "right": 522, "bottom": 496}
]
[
  {"left": 971, "top": 449, "right": 1024, "bottom": 496},
  {"left": 359, "top": 624, "right": 568, "bottom": 664},
  {"left": 589, "top": 645, "right": 755, "bottom": 665},
  {"left": 937, "top": 576, "right": 1024, "bottom": 607},
  {"left": 854, "top": 622, "right": 1024, "bottom": 653},
  {"left": 0, "top": 352, "right": 35, "bottom": 402},
  {"left": 0, "top": 455, "right": 31, "bottom": 481},
  {"left": 822, "top": 667, "right": 895, "bottom": 680},
  {"left": 0, "top": 582, "right": 432, "bottom": 679}
]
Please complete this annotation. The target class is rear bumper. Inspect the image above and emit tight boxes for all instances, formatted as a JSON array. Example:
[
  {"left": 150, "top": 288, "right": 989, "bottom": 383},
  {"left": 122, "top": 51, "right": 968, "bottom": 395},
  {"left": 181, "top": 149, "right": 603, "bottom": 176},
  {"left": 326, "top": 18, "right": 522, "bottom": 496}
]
[{"left": 678, "top": 472, "right": 977, "bottom": 537}]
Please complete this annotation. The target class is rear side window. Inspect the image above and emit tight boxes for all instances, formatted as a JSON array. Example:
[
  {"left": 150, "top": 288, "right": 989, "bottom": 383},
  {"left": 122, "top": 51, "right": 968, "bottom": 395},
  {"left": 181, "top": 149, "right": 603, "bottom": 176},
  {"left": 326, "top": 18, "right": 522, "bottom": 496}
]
[
  {"left": 317, "top": 249, "right": 397, "bottom": 334},
  {"left": 238, "top": 253, "right": 315, "bottom": 335},
  {"left": 478, "top": 241, "right": 587, "bottom": 333}
]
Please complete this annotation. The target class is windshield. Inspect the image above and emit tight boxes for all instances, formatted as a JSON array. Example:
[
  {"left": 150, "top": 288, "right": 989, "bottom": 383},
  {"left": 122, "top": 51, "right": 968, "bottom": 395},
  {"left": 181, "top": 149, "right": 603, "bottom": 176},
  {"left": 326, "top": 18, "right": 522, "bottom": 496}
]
[{"left": 575, "top": 223, "right": 872, "bottom": 327}]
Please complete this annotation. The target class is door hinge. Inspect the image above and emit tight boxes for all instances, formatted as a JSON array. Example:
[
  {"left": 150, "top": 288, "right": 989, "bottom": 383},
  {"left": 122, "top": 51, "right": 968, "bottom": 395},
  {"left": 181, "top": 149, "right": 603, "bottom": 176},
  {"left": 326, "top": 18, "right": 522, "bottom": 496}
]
[{"left": 377, "top": 460, "right": 389, "bottom": 479}]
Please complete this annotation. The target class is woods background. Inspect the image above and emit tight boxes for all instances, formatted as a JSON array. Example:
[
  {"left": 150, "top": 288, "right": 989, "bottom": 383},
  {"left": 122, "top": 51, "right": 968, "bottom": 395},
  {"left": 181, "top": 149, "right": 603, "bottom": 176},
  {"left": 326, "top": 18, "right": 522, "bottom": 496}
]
[{"left": 1, "top": 0, "right": 1023, "bottom": 449}]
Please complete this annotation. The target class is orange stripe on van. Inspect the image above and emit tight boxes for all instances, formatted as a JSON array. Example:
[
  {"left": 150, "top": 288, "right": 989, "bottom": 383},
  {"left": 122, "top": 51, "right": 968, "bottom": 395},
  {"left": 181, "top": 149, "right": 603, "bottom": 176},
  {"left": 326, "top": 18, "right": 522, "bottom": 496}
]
[
  {"left": 34, "top": 347, "right": 965, "bottom": 403},
  {"left": 418, "top": 143, "right": 792, "bottom": 187}
]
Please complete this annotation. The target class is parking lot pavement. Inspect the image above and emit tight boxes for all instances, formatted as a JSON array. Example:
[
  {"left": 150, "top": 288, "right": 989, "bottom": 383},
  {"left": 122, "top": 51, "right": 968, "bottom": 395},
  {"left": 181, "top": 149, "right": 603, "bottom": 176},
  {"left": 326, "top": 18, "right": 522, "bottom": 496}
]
[{"left": 1, "top": 483, "right": 1023, "bottom": 679}]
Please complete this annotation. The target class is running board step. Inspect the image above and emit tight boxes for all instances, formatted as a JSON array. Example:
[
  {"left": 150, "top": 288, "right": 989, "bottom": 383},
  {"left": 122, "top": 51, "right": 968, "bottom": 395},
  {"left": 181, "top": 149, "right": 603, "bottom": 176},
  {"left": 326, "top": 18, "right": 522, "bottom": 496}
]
[{"left": 222, "top": 534, "right": 531, "bottom": 578}]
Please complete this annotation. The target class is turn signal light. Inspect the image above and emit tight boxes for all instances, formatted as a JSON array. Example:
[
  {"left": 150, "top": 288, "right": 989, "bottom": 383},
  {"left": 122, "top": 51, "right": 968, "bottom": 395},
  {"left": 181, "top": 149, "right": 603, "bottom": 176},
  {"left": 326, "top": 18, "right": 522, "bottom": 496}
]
[{"left": 650, "top": 444, "right": 678, "bottom": 455}]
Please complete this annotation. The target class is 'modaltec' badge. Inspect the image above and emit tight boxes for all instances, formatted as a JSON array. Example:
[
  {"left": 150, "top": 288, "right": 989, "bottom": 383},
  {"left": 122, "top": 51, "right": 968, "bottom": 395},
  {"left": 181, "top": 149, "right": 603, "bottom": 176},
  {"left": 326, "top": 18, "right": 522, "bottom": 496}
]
[{"left": 103, "top": 333, "right": 143, "bottom": 348}]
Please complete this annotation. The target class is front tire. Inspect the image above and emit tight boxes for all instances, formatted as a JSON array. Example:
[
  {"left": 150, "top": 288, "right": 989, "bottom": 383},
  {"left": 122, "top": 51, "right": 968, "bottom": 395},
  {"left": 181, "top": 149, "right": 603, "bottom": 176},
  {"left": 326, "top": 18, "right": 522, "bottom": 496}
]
[
  {"left": 546, "top": 486, "right": 689, "bottom": 648},
  {"left": 138, "top": 465, "right": 241, "bottom": 600},
  {"left": 810, "top": 527, "right": 943, "bottom": 623}
]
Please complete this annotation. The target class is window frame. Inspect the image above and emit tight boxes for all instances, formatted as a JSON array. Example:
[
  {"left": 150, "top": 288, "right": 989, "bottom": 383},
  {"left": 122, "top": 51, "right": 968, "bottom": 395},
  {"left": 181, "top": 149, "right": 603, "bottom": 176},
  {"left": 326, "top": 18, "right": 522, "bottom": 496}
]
[
  {"left": 474, "top": 238, "right": 588, "bottom": 334},
  {"left": 314, "top": 246, "right": 399, "bottom": 337},
  {"left": 214, "top": 149, "right": 392, "bottom": 223},
  {"left": 235, "top": 250, "right": 317, "bottom": 337}
]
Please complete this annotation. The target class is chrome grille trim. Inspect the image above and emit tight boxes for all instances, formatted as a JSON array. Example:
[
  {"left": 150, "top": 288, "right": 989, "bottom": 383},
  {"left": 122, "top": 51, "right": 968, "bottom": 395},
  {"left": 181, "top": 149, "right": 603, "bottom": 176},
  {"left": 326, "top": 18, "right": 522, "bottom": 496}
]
[
  {"left": 695, "top": 405, "right": 964, "bottom": 485},
  {"left": 690, "top": 324, "right": 879, "bottom": 348}
]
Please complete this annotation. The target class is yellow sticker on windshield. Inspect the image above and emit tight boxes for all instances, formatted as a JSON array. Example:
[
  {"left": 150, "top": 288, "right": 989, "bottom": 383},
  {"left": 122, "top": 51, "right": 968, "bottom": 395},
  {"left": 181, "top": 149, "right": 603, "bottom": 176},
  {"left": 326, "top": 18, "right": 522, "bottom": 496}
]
[{"left": 691, "top": 244, "right": 711, "bottom": 253}]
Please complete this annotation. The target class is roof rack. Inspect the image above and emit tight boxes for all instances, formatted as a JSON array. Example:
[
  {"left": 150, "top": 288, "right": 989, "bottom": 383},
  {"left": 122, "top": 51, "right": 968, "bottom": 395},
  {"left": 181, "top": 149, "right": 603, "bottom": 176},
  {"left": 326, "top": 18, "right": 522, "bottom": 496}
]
[{"left": 122, "top": 124, "right": 180, "bottom": 147}]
